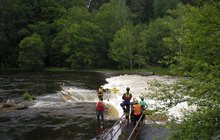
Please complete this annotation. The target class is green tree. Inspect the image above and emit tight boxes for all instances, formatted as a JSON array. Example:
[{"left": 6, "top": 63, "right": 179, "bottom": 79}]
[
  {"left": 133, "top": 25, "right": 148, "bottom": 69},
  {"left": 166, "top": 2, "right": 220, "bottom": 139},
  {"left": 139, "top": 17, "right": 173, "bottom": 66},
  {"left": 87, "top": 0, "right": 109, "bottom": 10},
  {"left": 109, "top": 24, "right": 136, "bottom": 69},
  {"left": 21, "top": 0, "right": 65, "bottom": 23},
  {"left": 181, "top": 0, "right": 219, "bottom": 6},
  {"left": 26, "top": 21, "right": 54, "bottom": 66},
  {"left": 93, "top": 0, "right": 131, "bottom": 68},
  {"left": 53, "top": 22, "right": 104, "bottom": 69},
  {"left": 128, "top": 0, "right": 154, "bottom": 24},
  {"left": 57, "top": 0, "right": 86, "bottom": 8},
  {"left": 55, "top": 6, "right": 92, "bottom": 26},
  {"left": 153, "top": 0, "right": 180, "bottom": 18},
  {"left": 169, "top": 107, "right": 220, "bottom": 140},
  {"left": 18, "top": 34, "right": 45, "bottom": 70},
  {"left": 0, "top": 0, "right": 67, "bottom": 69},
  {"left": 94, "top": 0, "right": 131, "bottom": 41},
  {"left": 0, "top": 0, "right": 27, "bottom": 68},
  {"left": 166, "top": 3, "right": 220, "bottom": 81}
]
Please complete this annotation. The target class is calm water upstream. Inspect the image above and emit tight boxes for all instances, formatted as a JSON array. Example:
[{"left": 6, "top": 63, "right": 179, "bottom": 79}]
[{"left": 0, "top": 71, "right": 115, "bottom": 140}]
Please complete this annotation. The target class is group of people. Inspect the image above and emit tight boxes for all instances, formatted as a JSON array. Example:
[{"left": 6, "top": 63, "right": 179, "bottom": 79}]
[
  {"left": 95, "top": 86, "right": 148, "bottom": 126},
  {"left": 120, "top": 87, "right": 148, "bottom": 126}
]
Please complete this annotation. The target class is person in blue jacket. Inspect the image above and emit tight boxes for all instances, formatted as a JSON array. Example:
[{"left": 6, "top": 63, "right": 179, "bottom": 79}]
[{"left": 120, "top": 87, "right": 132, "bottom": 123}]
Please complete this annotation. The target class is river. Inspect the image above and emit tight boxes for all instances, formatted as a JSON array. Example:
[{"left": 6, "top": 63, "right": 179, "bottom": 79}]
[
  {"left": 1, "top": 70, "right": 193, "bottom": 140},
  {"left": 0, "top": 71, "right": 115, "bottom": 140}
]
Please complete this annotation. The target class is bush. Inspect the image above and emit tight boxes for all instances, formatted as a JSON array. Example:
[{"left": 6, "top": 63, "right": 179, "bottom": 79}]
[
  {"left": 168, "top": 107, "right": 220, "bottom": 140},
  {"left": 22, "top": 92, "right": 36, "bottom": 101}
]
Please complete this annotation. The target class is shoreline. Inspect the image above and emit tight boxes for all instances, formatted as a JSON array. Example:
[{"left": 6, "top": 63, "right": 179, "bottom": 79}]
[{"left": 95, "top": 70, "right": 154, "bottom": 78}]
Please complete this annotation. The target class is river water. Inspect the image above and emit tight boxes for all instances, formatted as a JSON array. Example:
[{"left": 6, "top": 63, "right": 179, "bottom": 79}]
[
  {"left": 0, "top": 70, "right": 193, "bottom": 140},
  {"left": 0, "top": 71, "right": 116, "bottom": 140}
]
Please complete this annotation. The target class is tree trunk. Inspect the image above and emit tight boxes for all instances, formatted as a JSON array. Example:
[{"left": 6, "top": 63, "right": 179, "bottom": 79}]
[{"left": 130, "top": 57, "right": 132, "bottom": 70}]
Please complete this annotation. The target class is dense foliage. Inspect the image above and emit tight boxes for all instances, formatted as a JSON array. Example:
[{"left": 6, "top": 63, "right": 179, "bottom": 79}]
[
  {"left": 0, "top": 0, "right": 219, "bottom": 138},
  {"left": 0, "top": 0, "right": 177, "bottom": 70},
  {"left": 169, "top": 107, "right": 220, "bottom": 140},
  {"left": 164, "top": 1, "right": 220, "bottom": 139},
  {"left": 19, "top": 34, "right": 45, "bottom": 70}
]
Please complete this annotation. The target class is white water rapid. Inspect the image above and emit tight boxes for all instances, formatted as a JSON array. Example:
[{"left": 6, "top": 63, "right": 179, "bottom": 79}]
[
  {"left": 55, "top": 74, "right": 197, "bottom": 122},
  {"left": 103, "top": 74, "right": 197, "bottom": 122},
  {"left": 30, "top": 74, "right": 198, "bottom": 140}
]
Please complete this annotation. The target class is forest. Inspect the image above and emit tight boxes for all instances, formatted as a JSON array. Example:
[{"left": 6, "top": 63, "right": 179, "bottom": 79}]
[
  {"left": 0, "top": 0, "right": 219, "bottom": 139},
  {"left": 0, "top": 0, "right": 217, "bottom": 71}
]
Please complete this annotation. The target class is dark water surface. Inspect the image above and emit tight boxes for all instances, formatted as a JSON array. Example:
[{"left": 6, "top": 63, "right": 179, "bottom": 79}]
[{"left": 0, "top": 71, "right": 115, "bottom": 140}]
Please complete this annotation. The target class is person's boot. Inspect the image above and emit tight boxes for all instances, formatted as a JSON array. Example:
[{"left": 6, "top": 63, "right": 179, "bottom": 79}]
[
  {"left": 122, "top": 107, "right": 126, "bottom": 112},
  {"left": 125, "top": 114, "right": 129, "bottom": 125},
  {"left": 127, "top": 119, "right": 129, "bottom": 125}
]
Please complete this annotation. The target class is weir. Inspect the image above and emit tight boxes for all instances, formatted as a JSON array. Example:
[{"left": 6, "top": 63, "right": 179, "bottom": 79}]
[
  {"left": 60, "top": 82, "right": 159, "bottom": 140},
  {"left": 101, "top": 114, "right": 125, "bottom": 140},
  {"left": 97, "top": 114, "right": 144, "bottom": 140}
]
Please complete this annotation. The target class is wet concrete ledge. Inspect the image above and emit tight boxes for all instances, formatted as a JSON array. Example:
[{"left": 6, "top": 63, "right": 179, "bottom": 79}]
[
  {"left": 138, "top": 124, "right": 169, "bottom": 140},
  {"left": 118, "top": 123, "right": 169, "bottom": 140}
]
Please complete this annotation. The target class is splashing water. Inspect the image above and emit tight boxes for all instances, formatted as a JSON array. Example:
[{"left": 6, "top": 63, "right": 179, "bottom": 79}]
[{"left": 56, "top": 74, "right": 197, "bottom": 123}]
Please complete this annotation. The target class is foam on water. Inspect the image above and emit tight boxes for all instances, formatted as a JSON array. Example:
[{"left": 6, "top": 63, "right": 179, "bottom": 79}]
[
  {"left": 31, "top": 74, "right": 197, "bottom": 122},
  {"left": 102, "top": 74, "right": 197, "bottom": 121},
  {"left": 30, "top": 94, "right": 71, "bottom": 108}
]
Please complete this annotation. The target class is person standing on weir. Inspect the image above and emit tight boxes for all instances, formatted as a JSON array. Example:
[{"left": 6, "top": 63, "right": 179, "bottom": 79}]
[
  {"left": 96, "top": 97, "right": 104, "bottom": 124},
  {"left": 120, "top": 87, "right": 132, "bottom": 124},
  {"left": 132, "top": 99, "right": 142, "bottom": 126},
  {"left": 139, "top": 96, "right": 148, "bottom": 124},
  {"left": 97, "top": 85, "right": 108, "bottom": 100}
]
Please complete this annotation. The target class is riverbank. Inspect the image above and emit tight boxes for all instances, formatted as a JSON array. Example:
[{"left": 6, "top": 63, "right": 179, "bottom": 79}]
[
  {"left": 43, "top": 66, "right": 172, "bottom": 76},
  {"left": 94, "top": 67, "right": 171, "bottom": 77}
]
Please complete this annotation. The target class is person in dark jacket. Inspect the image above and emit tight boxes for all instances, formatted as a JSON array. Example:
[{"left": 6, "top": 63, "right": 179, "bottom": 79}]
[
  {"left": 120, "top": 87, "right": 132, "bottom": 112},
  {"left": 120, "top": 87, "right": 132, "bottom": 124}
]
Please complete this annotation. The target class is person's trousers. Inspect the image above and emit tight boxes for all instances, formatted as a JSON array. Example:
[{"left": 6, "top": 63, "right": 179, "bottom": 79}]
[{"left": 96, "top": 110, "right": 104, "bottom": 122}]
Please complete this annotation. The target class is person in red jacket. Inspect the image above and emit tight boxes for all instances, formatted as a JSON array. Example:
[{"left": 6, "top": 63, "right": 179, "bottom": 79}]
[{"left": 96, "top": 97, "right": 104, "bottom": 123}]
